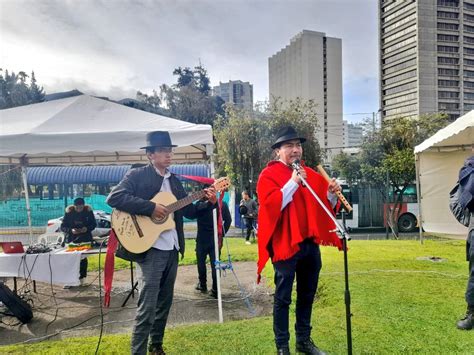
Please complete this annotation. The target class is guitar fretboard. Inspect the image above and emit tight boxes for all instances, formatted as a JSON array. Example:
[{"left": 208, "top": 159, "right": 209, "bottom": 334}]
[{"left": 166, "top": 190, "right": 207, "bottom": 213}]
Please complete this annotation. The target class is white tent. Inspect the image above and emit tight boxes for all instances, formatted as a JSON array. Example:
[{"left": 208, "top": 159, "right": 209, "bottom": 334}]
[
  {"left": 414, "top": 111, "right": 474, "bottom": 235},
  {"left": 0, "top": 95, "right": 229, "bottom": 321},
  {"left": 0, "top": 94, "right": 213, "bottom": 165}
]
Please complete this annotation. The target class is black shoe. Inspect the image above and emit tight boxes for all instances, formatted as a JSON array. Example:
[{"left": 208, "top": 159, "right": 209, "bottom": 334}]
[
  {"left": 195, "top": 282, "right": 207, "bottom": 293},
  {"left": 209, "top": 289, "right": 218, "bottom": 299},
  {"left": 457, "top": 309, "right": 474, "bottom": 330},
  {"left": 296, "top": 338, "right": 326, "bottom": 355},
  {"left": 149, "top": 344, "right": 166, "bottom": 355},
  {"left": 277, "top": 346, "right": 290, "bottom": 355}
]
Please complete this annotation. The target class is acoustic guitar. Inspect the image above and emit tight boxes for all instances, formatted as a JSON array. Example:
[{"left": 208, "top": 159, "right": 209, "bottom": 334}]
[{"left": 111, "top": 177, "right": 230, "bottom": 253}]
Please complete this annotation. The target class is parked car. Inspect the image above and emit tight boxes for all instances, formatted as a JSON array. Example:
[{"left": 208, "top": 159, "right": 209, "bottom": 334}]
[{"left": 38, "top": 211, "right": 111, "bottom": 245}]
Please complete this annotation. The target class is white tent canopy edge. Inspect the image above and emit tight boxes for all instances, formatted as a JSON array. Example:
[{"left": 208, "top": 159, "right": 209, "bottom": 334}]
[{"left": 0, "top": 94, "right": 214, "bottom": 165}]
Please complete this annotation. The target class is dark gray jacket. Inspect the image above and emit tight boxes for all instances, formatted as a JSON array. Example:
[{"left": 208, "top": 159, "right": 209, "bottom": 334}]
[{"left": 107, "top": 164, "right": 198, "bottom": 261}]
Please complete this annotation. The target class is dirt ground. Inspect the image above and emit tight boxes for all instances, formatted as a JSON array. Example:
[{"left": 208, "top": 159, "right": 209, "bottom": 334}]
[{"left": 0, "top": 261, "right": 274, "bottom": 347}]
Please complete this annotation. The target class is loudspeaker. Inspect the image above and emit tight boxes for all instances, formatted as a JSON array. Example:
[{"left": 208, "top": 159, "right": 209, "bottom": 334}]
[{"left": 0, "top": 282, "right": 33, "bottom": 324}]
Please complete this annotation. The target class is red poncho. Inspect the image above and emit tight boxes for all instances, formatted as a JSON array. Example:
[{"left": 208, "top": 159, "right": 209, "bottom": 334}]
[{"left": 256, "top": 161, "right": 343, "bottom": 280}]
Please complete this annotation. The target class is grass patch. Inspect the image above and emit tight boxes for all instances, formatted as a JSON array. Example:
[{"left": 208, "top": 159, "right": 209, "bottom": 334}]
[
  {"left": 2, "top": 239, "right": 473, "bottom": 354},
  {"left": 86, "top": 238, "right": 258, "bottom": 272}
]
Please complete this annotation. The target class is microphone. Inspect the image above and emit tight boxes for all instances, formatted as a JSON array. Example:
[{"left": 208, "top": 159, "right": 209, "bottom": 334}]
[
  {"left": 290, "top": 159, "right": 306, "bottom": 187},
  {"left": 290, "top": 159, "right": 302, "bottom": 171}
]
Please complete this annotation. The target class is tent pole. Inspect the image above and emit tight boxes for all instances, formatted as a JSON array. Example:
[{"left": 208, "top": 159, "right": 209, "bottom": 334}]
[
  {"left": 207, "top": 144, "right": 223, "bottom": 323},
  {"left": 415, "top": 153, "right": 423, "bottom": 244},
  {"left": 20, "top": 157, "right": 33, "bottom": 244}
]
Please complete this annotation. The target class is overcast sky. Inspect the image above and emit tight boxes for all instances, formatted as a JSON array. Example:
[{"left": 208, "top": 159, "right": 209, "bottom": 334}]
[{"left": 1, "top": 0, "right": 379, "bottom": 123}]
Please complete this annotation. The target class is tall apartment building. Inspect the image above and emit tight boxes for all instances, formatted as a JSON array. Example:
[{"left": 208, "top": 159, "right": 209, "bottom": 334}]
[
  {"left": 342, "top": 120, "right": 364, "bottom": 148},
  {"left": 268, "top": 30, "right": 343, "bottom": 158},
  {"left": 380, "top": 0, "right": 474, "bottom": 121},
  {"left": 213, "top": 80, "right": 253, "bottom": 111}
]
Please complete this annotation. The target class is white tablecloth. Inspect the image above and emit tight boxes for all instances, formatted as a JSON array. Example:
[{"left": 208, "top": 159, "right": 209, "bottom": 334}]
[{"left": 0, "top": 251, "right": 82, "bottom": 286}]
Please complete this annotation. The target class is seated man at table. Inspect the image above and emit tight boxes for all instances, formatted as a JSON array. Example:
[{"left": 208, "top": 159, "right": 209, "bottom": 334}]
[{"left": 60, "top": 197, "right": 97, "bottom": 286}]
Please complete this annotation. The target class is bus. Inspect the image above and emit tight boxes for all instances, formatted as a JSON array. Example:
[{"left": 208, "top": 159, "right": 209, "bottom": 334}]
[{"left": 335, "top": 184, "right": 419, "bottom": 232}]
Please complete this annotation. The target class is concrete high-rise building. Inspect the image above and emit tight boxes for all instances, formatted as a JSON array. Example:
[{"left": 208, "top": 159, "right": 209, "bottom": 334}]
[
  {"left": 213, "top": 80, "right": 253, "bottom": 111},
  {"left": 380, "top": 0, "right": 474, "bottom": 122},
  {"left": 342, "top": 120, "right": 364, "bottom": 148},
  {"left": 268, "top": 30, "right": 343, "bottom": 159}
]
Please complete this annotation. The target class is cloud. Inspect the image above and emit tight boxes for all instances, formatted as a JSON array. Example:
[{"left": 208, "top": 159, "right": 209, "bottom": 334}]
[{"left": 0, "top": 0, "right": 379, "bottom": 118}]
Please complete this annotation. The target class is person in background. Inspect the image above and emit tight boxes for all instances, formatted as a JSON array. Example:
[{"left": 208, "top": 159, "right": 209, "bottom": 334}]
[
  {"left": 240, "top": 190, "right": 258, "bottom": 244},
  {"left": 60, "top": 197, "right": 96, "bottom": 286},
  {"left": 194, "top": 187, "right": 232, "bottom": 298}
]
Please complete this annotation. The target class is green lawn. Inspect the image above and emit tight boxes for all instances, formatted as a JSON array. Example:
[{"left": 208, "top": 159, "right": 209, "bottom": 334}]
[
  {"left": 2, "top": 237, "right": 473, "bottom": 354},
  {"left": 86, "top": 238, "right": 259, "bottom": 271}
]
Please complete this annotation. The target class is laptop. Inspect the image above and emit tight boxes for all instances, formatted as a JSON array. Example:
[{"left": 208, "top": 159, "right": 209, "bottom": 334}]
[{"left": 0, "top": 242, "right": 25, "bottom": 254}]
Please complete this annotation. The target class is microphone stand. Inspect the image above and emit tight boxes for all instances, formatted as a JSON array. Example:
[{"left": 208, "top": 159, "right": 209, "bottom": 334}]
[{"left": 292, "top": 163, "right": 353, "bottom": 355}]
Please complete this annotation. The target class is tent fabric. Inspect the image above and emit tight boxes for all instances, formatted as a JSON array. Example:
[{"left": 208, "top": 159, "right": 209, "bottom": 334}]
[
  {"left": 415, "top": 112, "right": 474, "bottom": 235},
  {"left": 415, "top": 111, "right": 474, "bottom": 153},
  {"left": 0, "top": 95, "right": 213, "bottom": 164},
  {"left": 417, "top": 150, "right": 471, "bottom": 235}
]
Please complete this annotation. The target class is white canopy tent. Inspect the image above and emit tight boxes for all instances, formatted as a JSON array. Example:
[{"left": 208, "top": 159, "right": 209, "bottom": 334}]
[
  {"left": 414, "top": 111, "right": 474, "bottom": 236},
  {"left": 0, "top": 94, "right": 214, "bottom": 165},
  {"left": 0, "top": 95, "right": 229, "bottom": 322}
]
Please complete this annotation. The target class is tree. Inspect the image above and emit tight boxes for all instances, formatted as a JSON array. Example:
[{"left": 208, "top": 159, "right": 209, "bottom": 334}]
[
  {"left": 214, "top": 98, "right": 322, "bottom": 195},
  {"left": 0, "top": 69, "right": 46, "bottom": 109},
  {"left": 331, "top": 152, "right": 361, "bottom": 185},
  {"left": 29, "top": 71, "right": 45, "bottom": 103},
  {"left": 160, "top": 63, "right": 224, "bottom": 125},
  {"left": 334, "top": 113, "right": 450, "bottom": 237}
]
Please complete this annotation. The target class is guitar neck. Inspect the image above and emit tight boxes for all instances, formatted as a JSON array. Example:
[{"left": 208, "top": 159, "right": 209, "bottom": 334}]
[{"left": 167, "top": 190, "right": 207, "bottom": 213}]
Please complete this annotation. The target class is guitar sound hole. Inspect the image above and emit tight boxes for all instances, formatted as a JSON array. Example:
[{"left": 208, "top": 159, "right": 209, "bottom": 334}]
[{"left": 151, "top": 215, "right": 168, "bottom": 224}]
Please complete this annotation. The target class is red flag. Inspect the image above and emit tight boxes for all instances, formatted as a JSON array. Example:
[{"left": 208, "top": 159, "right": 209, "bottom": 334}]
[{"left": 103, "top": 229, "right": 118, "bottom": 307}]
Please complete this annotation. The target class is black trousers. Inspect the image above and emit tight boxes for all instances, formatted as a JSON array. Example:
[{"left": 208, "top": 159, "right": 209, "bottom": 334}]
[
  {"left": 272, "top": 239, "right": 322, "bottom": 348},
  {"left": 466, "top": 229, "right": 474, "bottom": 307},
  {"left": 79, "top": 258, "right": 88, "bottom": 279},
  {"left": 244, "top": 217, "right": 255, "bottom": 240},
  {"left": 196, "top": 244, "right": 218, "bottom": 291}
]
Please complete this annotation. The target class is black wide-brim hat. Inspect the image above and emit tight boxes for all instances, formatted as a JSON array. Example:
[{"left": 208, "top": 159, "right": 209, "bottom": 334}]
[
  {"left": 271, "top": 126, "right": 307, "bottom": 149},
  {"left": 140, "top": 131, "right": 177, "bottom": 149}
]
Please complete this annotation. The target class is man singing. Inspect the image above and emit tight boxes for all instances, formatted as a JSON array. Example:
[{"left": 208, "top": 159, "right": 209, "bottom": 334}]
[{"left": 257, "top": 126, "right": 343, "bottom": 355}]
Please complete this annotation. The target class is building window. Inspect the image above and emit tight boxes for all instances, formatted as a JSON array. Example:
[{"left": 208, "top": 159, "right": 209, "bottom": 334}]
[
  {"left": 439, "top": 91, "right": 460, "bottom": 98},
  {"left": 438, "top": 45, "right": 459, "bottom": 52},
  {"left": 465, "top": 70, "right": 474, "bottom": 77},
  {"left": 464, "top": 92, "right": 474, "bottom": 99},
  {"left": 383, "top": 47, "right": 417, "bottom": 64},
  {"left": 465, "top": 58, "right": 474, "bottom": 66},
  {"left": 438, "top": 10, "right": 459, "bottom": 18},
  {"left": 464, "top": 103, "right": 474, "bottom": 110},
  {"left": 437, "top": 0, "right": 459, "bottom": 6},
  {"left": 385, "top": 5, "right": 416, "bottom": 23},
  {"left": 384, "top": 104, "right": 418, "bottom": 116},
  {"left": 464, "top": 80, "right": 474, "bottom": 87},
  {"left": 438, "top": 34, "right": 459, "bottom": 42},
  {"left": 383, "top": 58, "right": 417, "bottom": 75},
  {"left": 438, "top": 22, "right": 460, "bottom": 30},
  {"left": 465, "top": 46, "right": 474, "bottom": 54},
  {"left": 439, "top": 102, "right": 460, "bottom": 110},
  {"left": 384, "top": 36, "right": 417, "bottom": 54},
  {"left": 465, "top": 13, "right": 474, "bottom": 22},
  {"left": 383, "top": 24, "right": 417, "bottom": 44},
  {"left": 384, "top": 13, "right": 417, "bottom": 33},
  {"left": 384, "top": 69, "right": 417, "bottom": 85},
  {"left": 439, "top": 79, "right": 460, "bottom": 86},
  {"left": 465, "top": 2, "right": 474, "bottom": 11},
  {"left": 383, "top": 92, "right": 418, "bottom": 106},
  {"left": 465, "top": 24, "right": 474, "bottom": 33},
  {"left": 383, "top": 81, "right": 417, "bottom": 95},
  {"left": 465, "top": 36, "right": 474, "bottom": 44},
  {"left": 438, "top": 57, "right": 460, "bottom": 64},
  {"left": 438, "top": 68, "right": 459, "bottom": 75}
]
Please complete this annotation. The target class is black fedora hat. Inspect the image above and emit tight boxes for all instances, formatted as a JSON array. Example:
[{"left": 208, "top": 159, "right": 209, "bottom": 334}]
[
  {"left": 140, "top": 131, "right": 177, "bottom": 149},
  {"left": 271, "top": 126, "right": 306, "bottom": 149}
]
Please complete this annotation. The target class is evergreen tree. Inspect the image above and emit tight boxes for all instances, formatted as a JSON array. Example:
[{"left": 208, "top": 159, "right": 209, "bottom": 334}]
[{"left": 29, "top": 71, "right": 45, "bottom": 103}]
